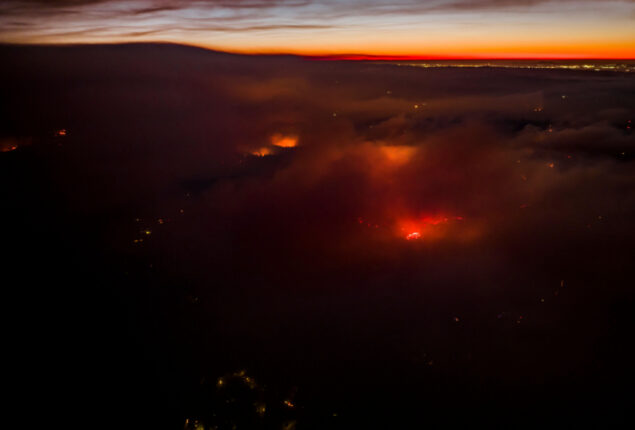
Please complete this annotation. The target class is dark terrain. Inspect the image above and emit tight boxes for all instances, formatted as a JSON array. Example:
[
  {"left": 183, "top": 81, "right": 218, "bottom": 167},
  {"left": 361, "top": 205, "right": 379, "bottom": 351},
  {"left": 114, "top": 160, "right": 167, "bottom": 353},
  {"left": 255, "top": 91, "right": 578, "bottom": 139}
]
[{"left": 2, "top": 43, "right": 635, "bottom": 428}]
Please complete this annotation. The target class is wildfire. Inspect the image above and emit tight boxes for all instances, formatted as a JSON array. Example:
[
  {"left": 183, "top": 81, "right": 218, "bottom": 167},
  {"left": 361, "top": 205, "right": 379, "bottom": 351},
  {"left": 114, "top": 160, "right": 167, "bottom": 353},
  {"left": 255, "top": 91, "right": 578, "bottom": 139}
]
[
  {"left": 356, "top": 213, "right": 471, "bottom": 242},
  {"left": 250, "top": 147, "right": 273, "bottom": 157},
  {"left": 0, "top": 137, "right": 24, "bottom": 152},
  {"left": 380, "top": 145, "right": 416, "bottom": 165},
  {"left": 270, "top": 133, "right": 298, "bottom": 148},
  {"left": 406, "top": 231, "right": 421, "bottom": 240},
  {"left": 398, "top": 215, "right": 467, "bottom": 241}
]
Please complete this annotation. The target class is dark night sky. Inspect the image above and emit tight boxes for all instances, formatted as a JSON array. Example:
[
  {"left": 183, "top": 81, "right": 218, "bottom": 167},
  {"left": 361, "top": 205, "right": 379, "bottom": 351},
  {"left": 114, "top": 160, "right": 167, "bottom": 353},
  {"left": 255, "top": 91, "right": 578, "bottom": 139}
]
[{"left": 2, "top": 43, "right": 635, "bottom": 428}]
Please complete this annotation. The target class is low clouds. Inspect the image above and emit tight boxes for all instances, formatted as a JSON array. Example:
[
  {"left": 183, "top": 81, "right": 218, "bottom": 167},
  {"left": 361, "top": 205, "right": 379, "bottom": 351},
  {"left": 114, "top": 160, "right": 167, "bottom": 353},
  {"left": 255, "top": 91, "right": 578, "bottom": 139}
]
[
  {"left": 1, "top": 44, "right": 634, "bottom": 422},
  {"left": 2, "top": 43, "right": 632, "bottom": 272}
]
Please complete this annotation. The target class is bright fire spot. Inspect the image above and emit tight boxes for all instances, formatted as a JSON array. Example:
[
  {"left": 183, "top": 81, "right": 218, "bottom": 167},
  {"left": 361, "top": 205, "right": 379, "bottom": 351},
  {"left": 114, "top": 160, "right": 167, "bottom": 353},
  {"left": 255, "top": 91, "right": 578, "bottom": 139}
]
[
  {"left": 406, "top": 231, "right": 422, "bottom": 240},
  {"left": 356, "top": 212, "right": 479, "bottom": 243},
  {"left": 55, "top": 129, "right": 67, "bottom": 137},
  {"left": 270, "top": 133, "right": 298, "bottom": 148},
  {"left": 251, "top": 147, "right": 273, "bottom": 157},
  {"left": 380, "top": 145, "right": 416, "bottom": 165},
  {"left": 397, "top": 215, "right": 465, "bottom": 241},
  {"left": 0, "top": 144, "right": 18, "bottom": 152}
]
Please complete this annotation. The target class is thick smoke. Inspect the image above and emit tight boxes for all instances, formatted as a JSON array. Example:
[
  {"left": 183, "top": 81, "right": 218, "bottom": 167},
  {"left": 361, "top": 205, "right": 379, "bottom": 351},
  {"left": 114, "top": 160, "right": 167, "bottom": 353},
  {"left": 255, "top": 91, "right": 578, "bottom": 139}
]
[{"left": 1, "top": 44, "right": 634, "bottom": 426}]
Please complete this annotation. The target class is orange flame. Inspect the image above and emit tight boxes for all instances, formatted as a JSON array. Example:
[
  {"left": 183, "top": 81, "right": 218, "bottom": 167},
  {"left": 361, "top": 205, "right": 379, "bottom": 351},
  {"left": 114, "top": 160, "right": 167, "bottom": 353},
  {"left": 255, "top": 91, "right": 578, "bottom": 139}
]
[
  {"left": 406, "top": 231, "right": 421, "bottom": 240},
  {"left": 397, "top": 215, "right": 459, "bottom": 241},
  {"left": 0, "top": 144, "right": 18, "bottom": 152},
  {"left": 250, "top": 147, "right": 273, "bottom": 157},
  {"left": 270, "top": 133, "right": 298, "bottom": 148}
]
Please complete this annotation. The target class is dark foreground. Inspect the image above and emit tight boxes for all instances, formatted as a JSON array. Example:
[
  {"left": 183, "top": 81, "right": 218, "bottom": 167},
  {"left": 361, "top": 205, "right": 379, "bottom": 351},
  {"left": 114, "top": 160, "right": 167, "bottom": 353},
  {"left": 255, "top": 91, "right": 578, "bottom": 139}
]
[{"left": 2, "top": 44, "right": 635, "bottom": 428}]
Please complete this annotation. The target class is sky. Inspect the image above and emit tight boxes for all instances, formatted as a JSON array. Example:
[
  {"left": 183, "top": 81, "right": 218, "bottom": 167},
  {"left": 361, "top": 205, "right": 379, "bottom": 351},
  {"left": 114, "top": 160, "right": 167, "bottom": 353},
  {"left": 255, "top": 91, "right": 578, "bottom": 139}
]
[{"left": 1, "top": 0, "right": 634, "bottom": 58}]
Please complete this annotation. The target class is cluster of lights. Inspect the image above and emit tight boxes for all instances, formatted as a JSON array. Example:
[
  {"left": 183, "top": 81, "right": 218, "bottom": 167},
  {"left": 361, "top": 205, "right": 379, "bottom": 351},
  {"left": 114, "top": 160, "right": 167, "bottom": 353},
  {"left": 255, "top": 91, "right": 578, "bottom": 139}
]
[
  {"left": 131, "top": 212, "right": 183, "bottom": 246},
  {"left": 393, "top": 62, "right": 634, "bottom": 73}
]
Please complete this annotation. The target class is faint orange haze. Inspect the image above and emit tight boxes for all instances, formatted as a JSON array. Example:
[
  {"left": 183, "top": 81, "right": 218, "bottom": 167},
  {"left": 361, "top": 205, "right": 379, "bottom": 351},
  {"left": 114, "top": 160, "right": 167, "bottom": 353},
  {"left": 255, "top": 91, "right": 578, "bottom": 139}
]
[{"left": 380, "top": 145, "right": 416, "bottom": 166}]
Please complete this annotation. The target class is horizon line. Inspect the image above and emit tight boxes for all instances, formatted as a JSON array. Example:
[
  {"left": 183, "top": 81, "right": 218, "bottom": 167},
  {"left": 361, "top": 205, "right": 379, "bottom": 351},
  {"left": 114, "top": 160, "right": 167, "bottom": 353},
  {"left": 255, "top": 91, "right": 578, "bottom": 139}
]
[{"left": 2, "top": 41, "right": 635, "bottom": 61}]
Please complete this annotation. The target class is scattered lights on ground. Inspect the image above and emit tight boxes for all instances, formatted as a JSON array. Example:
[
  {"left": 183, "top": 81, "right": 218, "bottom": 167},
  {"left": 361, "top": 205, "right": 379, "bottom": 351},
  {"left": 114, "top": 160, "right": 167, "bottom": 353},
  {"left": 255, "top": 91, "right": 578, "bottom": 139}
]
[
  {"left": 183, "top": 369, "right": 302, "bottom": 429},
  {"left": 183, "top": 419, "right": 205, "bottom": 430},
  {"left": 130, "top": 210, "right": 183, "bottom": 245},
  {"left": 393, "top": 61, "right": 635, "bottom": 73}
]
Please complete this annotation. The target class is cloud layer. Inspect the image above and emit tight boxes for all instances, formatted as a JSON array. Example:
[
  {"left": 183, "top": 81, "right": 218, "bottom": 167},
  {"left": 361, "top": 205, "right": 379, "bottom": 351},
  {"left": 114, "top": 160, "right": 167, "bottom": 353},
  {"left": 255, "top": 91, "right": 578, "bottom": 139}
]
[{"left": 1, "top": 43, "right": 634, "bottom": 424}]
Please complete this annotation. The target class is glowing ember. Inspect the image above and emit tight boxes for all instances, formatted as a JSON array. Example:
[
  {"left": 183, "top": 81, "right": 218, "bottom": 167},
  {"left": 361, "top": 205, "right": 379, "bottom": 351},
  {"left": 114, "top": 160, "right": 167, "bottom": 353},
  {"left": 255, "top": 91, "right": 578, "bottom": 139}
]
[
  {"left": 270, "top": 133, "right": 298, "bottom": 148},
  {"left": 394, "top": 214, "right": 475, "bottom": 242},
  {"left": 251, "top": 147, "right": 273, "bottom": 157},
  {"left": 55, "top": 129, "right": 67, "bottom": 137},
  {"left": 380, "top": 145, "right": 416, "bottom": 165},
  {"left": 406, "top": 231, "right": 421, "bottom": 240},
  {"left": 0, "top": 144, "right": 18, "bottom": 152}
]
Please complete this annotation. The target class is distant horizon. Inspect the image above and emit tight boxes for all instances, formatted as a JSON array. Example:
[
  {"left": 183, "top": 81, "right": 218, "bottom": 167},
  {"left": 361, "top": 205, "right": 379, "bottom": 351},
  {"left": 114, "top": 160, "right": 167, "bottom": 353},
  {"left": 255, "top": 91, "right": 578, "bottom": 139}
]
[{"left": 4, "top": 41, "right": 635, "bottom": 61}]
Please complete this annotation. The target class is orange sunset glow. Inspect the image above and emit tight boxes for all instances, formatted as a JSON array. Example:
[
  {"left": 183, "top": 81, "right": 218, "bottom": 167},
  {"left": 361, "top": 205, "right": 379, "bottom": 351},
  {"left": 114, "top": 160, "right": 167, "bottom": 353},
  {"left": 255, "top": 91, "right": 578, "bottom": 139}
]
[{"left": 1, "top": 0, "right": 634, "bottom": 59}]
